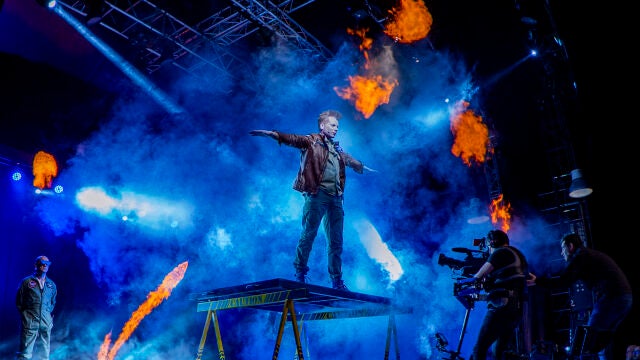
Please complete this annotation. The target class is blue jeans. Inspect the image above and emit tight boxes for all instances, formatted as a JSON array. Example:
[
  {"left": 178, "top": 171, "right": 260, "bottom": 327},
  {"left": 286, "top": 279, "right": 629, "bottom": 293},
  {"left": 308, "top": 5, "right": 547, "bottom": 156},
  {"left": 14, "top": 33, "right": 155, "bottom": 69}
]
[
  {"left": 588, "top": 293, "right": 633, "bottom": 359},
  {"left": 293, "top": 190, "right": 344, "bottom": 280}
]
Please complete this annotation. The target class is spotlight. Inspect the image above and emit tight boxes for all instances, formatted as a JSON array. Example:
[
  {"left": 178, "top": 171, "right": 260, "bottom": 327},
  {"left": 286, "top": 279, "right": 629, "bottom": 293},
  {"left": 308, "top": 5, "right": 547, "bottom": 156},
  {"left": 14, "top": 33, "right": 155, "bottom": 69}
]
[
  {"left": 568, "top": 169, "right": 593, "bottom": 198},
  {"left": 35, "top": 0, "right": 57, "bottom": 8},
  {"left": 12, "top": 171, "right": 23, "bottom": 181},
  {"left": 351, "top": 9, "right": 369, "bottom": 20},
  {"left": 466, "top": 197, "right": 490, "bottom": 224},
  {"left": 530, "top": 49, "right": 538, "bottom": 57}
]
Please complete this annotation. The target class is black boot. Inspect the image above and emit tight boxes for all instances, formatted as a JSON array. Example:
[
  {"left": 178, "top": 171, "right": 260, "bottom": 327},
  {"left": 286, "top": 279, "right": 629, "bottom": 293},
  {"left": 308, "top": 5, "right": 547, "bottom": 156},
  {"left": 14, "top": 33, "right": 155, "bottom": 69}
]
[
  {"left": 295, "top": 272, "right": 307, "bottom": 283},
  {"left": 332, "top": 278, "right": 349, "bottom": 291}
]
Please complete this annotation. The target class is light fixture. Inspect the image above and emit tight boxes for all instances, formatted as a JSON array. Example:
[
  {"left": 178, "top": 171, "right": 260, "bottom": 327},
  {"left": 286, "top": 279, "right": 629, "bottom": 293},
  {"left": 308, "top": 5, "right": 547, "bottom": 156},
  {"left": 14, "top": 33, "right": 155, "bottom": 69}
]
[
  {"left": 568, "top": 169, "right": 592, "bottom": 199},
  {"left": 466, "top": 197, "right": 490, "bottom": 224},
  {"left": 35, "top": 0, "right": 57, "bottom": 8}
]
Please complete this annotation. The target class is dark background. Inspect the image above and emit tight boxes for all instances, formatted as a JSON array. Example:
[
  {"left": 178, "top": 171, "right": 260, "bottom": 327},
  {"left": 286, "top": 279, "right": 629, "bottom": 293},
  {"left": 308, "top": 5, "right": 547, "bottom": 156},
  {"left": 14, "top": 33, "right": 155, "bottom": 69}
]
[{"left": 1, "top": 0, "right": 636, "bottom": 359}]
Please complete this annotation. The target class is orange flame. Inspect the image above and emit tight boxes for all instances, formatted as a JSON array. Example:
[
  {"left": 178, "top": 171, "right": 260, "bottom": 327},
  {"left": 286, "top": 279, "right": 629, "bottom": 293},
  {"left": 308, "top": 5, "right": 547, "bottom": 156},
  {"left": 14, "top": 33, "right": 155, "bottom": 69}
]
[
  {"left": 98, "top": 261, "right": 189, "bottom": 360},
  {"left": 335, "top": 75, "right": 398, "bottom": 119},
  {"left": 347, "top": 28, "right": 373, "bottom": 54},
  {"left": 334, "top": 28, "right": 399, "bottom": 119},
  {"left": 32, "top": 150, "right": 58, "bottom": 189},
  {"left": 97, "top": 332, "right": 112, "bottom": 360},
  {"left": 384, "top": 0, "right": 432, "bottom": 43},
  {"left": 490, "top": 194, "right": 512, "bottom": 232},
  {"left": 450, "top": 100, "right": 491, "bottom": 166}
]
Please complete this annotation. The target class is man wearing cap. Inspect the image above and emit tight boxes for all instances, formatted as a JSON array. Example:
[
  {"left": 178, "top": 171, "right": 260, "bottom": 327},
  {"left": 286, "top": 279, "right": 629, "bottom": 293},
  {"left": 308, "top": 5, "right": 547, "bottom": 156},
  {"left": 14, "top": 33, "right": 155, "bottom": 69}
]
[{"left": 15, "top": 255, "right": 57, "bottom": 360}]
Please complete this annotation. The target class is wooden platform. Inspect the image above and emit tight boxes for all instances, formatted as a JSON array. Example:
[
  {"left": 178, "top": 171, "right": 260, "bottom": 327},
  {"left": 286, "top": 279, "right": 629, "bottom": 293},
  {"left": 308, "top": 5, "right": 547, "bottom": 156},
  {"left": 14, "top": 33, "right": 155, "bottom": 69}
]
[{"left": 192, "top": 278, "right": 412, "bottom": 359}]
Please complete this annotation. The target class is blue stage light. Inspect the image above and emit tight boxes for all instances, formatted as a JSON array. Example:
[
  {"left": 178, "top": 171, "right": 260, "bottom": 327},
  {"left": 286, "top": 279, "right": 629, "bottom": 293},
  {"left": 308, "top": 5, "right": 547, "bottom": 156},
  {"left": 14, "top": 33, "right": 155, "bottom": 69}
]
[{"left": 35, "top": 0, "right": 56, "bottom": 8}]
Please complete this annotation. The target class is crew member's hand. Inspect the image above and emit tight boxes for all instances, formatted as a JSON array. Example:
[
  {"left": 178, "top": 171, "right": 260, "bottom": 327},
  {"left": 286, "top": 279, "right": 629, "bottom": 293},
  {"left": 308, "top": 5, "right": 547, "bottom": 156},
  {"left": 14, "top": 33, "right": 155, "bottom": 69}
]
[{"left": 526, "top": 272, "right": 537, "bottom": 286}]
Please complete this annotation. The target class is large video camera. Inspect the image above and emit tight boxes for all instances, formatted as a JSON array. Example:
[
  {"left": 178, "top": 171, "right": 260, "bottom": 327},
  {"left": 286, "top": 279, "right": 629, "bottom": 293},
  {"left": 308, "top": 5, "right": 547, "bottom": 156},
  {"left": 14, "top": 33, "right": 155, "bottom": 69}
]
[
  {"left": 435, "top": 238, "right": 491, "bottom": 358},
  {"left": 437, "top": 237, "right": 489, "bottom": 278}
]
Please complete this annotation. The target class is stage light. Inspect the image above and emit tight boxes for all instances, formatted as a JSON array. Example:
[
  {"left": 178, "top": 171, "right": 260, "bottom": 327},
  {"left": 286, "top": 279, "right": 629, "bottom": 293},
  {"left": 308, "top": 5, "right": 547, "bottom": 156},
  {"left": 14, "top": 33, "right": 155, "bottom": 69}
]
[
  {"left": 54, "top": 185, "right": 64, "bottom": 194},
  {"left": 34, "top": 188, "right": 54, "bottom": 196},
  {"left": 568, "top": 169, "right": 592, "bottom": 198},
  {"left": 12, "top": 171, "right": 23, "bottom": 181},
  {"left": 466, "top": 197, "right": 490, "bottom": 224},
  {"left": 35, "top": 0, "right": 57, "bottom": 8}
]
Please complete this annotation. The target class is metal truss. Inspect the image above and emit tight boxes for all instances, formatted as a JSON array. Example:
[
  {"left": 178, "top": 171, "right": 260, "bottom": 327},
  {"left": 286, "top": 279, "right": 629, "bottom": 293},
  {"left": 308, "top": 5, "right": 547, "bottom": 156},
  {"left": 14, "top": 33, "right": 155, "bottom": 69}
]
[
  {"left": 230, "top": 0, "right": 333, "bottom": 63},
  {"left": 55, "top": 0, "right": 331, "bottom": 84},
  {"left": 483, "top": 135, "right": 503, "bottom": 202}
]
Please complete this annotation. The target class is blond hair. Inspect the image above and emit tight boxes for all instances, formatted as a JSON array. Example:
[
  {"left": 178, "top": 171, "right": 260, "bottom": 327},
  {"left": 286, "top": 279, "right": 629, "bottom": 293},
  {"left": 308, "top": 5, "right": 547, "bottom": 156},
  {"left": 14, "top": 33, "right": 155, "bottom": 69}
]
[{"left": 317, "top": 110, "right": 342, "bottom": 130}]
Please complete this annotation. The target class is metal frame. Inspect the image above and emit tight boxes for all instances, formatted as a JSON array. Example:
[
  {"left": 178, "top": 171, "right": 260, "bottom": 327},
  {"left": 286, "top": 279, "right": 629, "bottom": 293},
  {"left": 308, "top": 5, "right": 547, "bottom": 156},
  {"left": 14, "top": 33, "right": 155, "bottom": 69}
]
[
  {"left": 192, "top": 278, "right": 412, "bottom": 360},
  {"left": 55, "top": 0, "right": 329, "bottom": 82}
]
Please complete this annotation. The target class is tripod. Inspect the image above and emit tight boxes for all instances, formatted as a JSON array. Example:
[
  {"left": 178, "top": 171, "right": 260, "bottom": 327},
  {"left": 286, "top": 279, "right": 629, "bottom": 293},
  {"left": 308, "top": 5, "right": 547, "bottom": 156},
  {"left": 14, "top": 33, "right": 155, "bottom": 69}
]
[{"left": 436, "top": 305, "right": 473, "bottom": 360}]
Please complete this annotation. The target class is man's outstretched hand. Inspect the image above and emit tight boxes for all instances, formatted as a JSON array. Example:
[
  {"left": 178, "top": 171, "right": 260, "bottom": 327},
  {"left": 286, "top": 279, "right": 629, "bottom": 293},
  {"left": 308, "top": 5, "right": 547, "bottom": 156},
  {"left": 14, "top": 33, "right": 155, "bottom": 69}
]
[{"left": 249, "top": 130, "right": 278, "bottom": 139}]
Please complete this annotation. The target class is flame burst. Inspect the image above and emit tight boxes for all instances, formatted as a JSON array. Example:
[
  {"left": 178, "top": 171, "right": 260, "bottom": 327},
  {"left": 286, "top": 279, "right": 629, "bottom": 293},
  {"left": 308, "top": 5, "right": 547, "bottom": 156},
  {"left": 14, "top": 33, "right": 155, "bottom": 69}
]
[
  {"left": 97, "top": 333, "right": 112, "bottom": 360},
  {"left": 32, "top": 150, "right": 58, "bottom": 189},
  {"left": 490, "top": 194, "right": 512, "bottom": 232},
  {"left": 334, "top": 29, "right": 399, "bottom": 119},
  {"left": 335, "top": 74, "right": 398, "bottom": 119},
  {"left": 98, "top": 261, "right": 189, "bottom": 360},
  {"left": 348, "top": 28, "right": 373, "bottom": 57},
  {"left": 384, "top": 0, "right": 433, "bottom": 43},
  {"left": 333, "top": 0, "right": 431, "bottom": 118},
  {"left": 450, "top": 101, "right": 491, "bottom": 166}
]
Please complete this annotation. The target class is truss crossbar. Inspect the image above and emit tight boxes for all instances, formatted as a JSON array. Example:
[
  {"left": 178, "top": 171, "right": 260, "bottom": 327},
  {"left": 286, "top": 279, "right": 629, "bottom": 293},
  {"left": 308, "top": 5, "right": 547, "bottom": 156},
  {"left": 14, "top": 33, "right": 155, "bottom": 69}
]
[
  {"left": 197, "top": 0, "right": 317, "bottom": 46},
  {"left": 231, "top": 0, "right": 333, "bottom": 62},
  {"left": 55, "top": 0, "right": 330, "bottom": 87}
]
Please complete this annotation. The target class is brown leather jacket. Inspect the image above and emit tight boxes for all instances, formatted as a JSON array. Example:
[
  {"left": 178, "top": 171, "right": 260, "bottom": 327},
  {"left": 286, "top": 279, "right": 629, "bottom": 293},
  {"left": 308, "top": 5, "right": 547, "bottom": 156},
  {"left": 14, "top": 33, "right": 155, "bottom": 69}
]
[{"left": 275, "top": 132, "right": 364, "bottom": 194}]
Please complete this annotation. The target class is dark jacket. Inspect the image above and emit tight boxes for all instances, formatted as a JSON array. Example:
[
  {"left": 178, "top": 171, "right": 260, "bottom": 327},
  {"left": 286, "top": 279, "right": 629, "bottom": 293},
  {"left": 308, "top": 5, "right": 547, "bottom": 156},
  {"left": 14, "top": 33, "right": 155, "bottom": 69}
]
[
  {"left": 276, "top": 132, "right": 364, "bottom": 194},
  {"left": 537, "top": 247, "right": 632, "bottom": 300}
]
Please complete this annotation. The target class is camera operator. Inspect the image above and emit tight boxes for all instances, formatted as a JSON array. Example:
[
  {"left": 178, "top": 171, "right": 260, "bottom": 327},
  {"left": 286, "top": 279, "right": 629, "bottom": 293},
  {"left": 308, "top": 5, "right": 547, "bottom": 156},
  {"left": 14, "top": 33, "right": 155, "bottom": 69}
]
[{"left": 469, "top": 229, "right": 533, "bottom": 360}]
